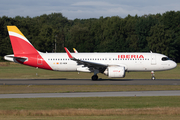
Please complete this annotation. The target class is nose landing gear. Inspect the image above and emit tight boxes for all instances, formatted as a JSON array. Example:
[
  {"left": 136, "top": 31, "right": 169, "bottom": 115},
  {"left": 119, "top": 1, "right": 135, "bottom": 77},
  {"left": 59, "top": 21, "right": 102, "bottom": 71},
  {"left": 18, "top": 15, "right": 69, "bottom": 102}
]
[{"left": 151, "top": 71, "right": 155, "bottom": 80}]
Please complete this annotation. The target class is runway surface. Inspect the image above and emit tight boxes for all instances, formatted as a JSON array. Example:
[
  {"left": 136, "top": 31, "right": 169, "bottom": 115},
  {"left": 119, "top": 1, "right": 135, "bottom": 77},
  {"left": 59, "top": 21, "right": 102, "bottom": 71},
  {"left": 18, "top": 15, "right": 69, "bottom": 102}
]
[
  {"left": 1, "top": 79, "right": 180, "bottom": 98},
  {"left": 1, "top": 91, "right": 180, "bottom": 98},
  {"left": 0, "top": 79, "right": 180, "bottom": 85}
]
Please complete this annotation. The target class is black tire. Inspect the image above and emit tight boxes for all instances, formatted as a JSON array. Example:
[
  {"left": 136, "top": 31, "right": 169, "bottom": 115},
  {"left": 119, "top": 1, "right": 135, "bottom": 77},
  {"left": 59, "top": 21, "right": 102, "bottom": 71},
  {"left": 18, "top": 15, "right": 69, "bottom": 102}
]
[
  {"left": 92, "top": 75, "right": 98, "bottom": 81},
  {"left": 151, "top": 76, "right": 155, "bottom": 80}
]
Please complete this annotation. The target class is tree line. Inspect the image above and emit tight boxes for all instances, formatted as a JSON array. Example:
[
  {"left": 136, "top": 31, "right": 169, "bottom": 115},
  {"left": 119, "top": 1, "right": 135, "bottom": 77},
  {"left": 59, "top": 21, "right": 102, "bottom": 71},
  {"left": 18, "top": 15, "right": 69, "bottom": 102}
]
[{"left": 0, "top": 11, "right": 180, "bottom": 62}]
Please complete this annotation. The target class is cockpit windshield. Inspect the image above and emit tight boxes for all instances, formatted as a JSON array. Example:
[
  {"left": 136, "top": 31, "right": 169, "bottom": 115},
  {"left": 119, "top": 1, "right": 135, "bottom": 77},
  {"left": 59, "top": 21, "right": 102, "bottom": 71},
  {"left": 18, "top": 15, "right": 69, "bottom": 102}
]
[{"left": 162, "top": 57, "right": 170, "bottom": 61}]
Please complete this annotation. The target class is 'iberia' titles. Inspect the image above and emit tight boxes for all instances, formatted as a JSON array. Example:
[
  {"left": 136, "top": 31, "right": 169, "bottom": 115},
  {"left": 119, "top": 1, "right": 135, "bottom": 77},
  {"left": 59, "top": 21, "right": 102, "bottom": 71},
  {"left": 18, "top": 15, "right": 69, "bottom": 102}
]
[{"left": 118, "top": 55, "right": 144, "bottom": 59}]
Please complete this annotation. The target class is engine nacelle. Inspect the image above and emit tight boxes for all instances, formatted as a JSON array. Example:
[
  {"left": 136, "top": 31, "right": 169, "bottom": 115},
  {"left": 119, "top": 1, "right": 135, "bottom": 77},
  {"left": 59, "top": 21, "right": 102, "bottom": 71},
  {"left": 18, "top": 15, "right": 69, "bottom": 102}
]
[{"left": 104, "top": 67, "right": 126, "bottom": 78}]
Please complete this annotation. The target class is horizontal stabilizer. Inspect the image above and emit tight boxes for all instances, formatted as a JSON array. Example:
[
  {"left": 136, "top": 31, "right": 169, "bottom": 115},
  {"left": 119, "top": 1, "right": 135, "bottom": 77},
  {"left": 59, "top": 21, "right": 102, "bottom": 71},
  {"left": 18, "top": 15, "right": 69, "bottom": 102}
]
[{"left": 4, "top": 54, "right": 27, "bottom": 63}]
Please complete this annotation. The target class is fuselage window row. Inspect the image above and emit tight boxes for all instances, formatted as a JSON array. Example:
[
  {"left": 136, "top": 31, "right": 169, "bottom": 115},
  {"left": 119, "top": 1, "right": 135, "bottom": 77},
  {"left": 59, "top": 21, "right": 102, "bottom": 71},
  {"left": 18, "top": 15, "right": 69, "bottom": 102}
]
[{"left": 48, "top": 58, "right": 149, "bottom": 61}]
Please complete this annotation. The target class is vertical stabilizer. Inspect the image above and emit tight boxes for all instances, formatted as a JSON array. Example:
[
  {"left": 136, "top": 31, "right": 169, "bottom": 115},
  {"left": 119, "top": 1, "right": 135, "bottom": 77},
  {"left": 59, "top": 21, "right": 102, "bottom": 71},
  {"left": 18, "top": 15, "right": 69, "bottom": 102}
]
[{"left": 7, "top": 26, "right": 38, "bottom": 56}]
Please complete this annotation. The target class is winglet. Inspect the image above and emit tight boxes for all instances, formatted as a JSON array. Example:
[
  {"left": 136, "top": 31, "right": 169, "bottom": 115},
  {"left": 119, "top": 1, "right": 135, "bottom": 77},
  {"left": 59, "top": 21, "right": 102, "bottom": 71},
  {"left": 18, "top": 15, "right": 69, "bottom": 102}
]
[
  {"left": 64, "top": 47, "right": 73, "bottom": 58},
  {"left": 73, "top": 48, "right": 78, "bottom": 53}
]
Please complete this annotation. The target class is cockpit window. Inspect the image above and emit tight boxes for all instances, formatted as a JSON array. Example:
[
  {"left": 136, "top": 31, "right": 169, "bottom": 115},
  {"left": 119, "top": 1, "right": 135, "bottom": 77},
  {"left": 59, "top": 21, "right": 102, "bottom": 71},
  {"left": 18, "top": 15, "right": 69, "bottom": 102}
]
[{"left": 162, "top": 57, "right": 170, "bottom": 61}]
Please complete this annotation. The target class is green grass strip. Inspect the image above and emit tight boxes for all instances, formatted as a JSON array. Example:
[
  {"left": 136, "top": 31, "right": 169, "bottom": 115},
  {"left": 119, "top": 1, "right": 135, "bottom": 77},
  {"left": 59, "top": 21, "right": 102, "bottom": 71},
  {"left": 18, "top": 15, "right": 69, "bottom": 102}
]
[
  {"left": 0, "top": 96, "right": 180, "bottom": 110},
  {"left": 0, "top": 85, "right": 180, "bottom": 94},
  {"left": 0, "top": 62, "right": 180, "bottom": 79}
]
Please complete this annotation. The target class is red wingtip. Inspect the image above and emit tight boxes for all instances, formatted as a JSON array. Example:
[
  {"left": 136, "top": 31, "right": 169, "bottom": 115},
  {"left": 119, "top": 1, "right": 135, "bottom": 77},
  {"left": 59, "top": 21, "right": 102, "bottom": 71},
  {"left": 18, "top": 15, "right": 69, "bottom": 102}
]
[{"left": 64, "top": 47, "right": 73, "bottom": 58}]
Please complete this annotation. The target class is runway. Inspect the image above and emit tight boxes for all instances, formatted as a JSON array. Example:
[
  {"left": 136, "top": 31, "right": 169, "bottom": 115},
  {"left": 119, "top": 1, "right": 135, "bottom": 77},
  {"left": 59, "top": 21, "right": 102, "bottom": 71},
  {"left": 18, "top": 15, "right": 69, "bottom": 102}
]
[
  {"left": 1, "top": 91, "right": 180, "bottom": 98},
  {"left": 1, "top": 79, "right": 180, "bottom": 98},
  {"left": 0, "top": 79, "right": 180, "bottom": 85}
]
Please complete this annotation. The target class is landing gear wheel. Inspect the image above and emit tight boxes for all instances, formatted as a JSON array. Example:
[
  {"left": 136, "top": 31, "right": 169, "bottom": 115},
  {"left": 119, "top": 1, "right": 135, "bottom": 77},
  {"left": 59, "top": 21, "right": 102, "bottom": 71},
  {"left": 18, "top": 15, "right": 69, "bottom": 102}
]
[
  {"left": 92, "top": 75, "right": 98, "bottom": 81},
  {"left": 151, "top": 71, "right": 155, "bottom": 80},
  {"left": 151, "top": 76, "right": 155, "bottom": 80}
]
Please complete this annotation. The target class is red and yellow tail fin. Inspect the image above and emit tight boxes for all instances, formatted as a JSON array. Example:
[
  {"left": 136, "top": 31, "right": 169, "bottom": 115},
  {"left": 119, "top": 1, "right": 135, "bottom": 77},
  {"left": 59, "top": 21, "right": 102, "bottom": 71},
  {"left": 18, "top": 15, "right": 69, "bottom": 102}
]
[{"left": 7, "top": 26, "right": 38, "bottom": 56}]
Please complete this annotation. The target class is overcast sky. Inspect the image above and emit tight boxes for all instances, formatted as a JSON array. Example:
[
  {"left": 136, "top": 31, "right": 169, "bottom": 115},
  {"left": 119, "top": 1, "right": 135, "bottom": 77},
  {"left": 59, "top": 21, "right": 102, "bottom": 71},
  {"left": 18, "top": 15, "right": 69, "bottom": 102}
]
[{"left": 1, "top": 0, "right": 180, "bottom": 20}]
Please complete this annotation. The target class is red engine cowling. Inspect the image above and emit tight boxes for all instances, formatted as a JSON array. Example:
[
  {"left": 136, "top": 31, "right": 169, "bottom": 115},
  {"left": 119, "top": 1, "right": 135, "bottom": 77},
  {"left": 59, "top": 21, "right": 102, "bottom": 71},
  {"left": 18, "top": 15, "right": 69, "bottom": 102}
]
[{"left": 104, "top": 67, "right": 126, "bottom": 78}]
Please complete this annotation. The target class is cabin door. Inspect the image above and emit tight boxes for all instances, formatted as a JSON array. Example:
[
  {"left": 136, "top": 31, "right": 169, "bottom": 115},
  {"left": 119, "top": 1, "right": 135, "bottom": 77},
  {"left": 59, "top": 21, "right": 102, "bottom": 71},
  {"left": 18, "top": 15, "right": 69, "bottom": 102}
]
[
  {"left": 37, "top": 55, "right": 43, "bottom": 65},
  {"left": 151, "top": 55, "right": 156, "bottom": 65}
]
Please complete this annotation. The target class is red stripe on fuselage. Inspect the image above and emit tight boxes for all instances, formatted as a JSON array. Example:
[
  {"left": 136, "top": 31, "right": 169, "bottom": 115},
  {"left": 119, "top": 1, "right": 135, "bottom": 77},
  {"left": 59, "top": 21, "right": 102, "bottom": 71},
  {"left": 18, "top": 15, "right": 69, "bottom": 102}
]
[{"left": 17, "top": 54, "right": 53, "bottom": 70}]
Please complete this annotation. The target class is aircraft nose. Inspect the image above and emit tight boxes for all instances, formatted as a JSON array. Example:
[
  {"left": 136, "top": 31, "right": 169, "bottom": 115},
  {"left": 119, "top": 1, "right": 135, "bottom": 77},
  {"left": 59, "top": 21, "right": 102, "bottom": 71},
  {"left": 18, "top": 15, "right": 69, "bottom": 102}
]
[{"left": 171, "top": 61, "right": 177, "bottom": 69}]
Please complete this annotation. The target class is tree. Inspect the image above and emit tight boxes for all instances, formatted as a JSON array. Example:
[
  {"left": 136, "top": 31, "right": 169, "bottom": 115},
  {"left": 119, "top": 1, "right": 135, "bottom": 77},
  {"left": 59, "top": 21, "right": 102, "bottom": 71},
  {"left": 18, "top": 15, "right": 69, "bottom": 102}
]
[
  {"left": 147, "top": 24, "right": 176, "bottom": 58},
  {"left": 135, "top": 15, "right": 158, "bottom": 52}
]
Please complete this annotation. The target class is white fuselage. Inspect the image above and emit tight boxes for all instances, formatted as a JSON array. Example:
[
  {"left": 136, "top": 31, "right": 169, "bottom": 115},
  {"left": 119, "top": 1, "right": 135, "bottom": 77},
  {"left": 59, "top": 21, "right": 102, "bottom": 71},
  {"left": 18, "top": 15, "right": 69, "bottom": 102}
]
[{"left": 39, "top": 52, "right": 177, "bottom": 72}]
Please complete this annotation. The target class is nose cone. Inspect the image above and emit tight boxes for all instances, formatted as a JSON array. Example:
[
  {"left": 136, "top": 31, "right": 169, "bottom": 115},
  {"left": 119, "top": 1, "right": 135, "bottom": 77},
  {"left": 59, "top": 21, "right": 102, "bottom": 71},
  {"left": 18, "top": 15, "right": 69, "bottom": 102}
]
[{"left": 171, "top": 61, "right": 177, "bottom": 69}]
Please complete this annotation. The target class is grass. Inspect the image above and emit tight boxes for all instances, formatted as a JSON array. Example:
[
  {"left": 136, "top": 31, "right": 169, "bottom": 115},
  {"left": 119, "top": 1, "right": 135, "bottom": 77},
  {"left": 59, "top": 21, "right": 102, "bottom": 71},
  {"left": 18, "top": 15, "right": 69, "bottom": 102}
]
[
  {"left": 0, "top": 108, "right": 180, "bottom": 116},
  {"left": 0, "top": 85, "right": 180, "bottom": 94},
  {"left": 1, "top": 96, "right": 180, "bottom": 110},
  {"left": 1, "top": 115, "right": 180, "bottom": 120},
  {"left": 0, "top": 62, "right": 180, "bottom": 79},
  {"left": 0, "top": 97, "right": 180, "bottom": 119}
]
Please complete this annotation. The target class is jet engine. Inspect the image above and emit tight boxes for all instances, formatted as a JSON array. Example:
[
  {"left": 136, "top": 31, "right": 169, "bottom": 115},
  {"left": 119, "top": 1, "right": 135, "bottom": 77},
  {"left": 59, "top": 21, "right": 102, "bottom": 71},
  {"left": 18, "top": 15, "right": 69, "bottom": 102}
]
[{"left": 104, "top": 66, "right": 126, "bottom": 78}]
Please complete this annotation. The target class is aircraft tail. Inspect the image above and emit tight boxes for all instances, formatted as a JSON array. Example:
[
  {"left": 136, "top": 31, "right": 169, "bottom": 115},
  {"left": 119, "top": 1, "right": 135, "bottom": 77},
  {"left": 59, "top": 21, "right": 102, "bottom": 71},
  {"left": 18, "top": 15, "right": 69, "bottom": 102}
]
[{"left": 7, "top": 26, "right": 38, "bottom": 56}]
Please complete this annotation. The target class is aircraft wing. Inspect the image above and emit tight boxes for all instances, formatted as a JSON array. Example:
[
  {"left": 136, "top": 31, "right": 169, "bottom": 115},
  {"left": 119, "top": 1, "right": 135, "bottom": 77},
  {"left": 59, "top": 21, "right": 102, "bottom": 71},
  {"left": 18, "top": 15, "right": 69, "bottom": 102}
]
[{"left": 64, "top": 47, "right": 107, "bottom": 73}]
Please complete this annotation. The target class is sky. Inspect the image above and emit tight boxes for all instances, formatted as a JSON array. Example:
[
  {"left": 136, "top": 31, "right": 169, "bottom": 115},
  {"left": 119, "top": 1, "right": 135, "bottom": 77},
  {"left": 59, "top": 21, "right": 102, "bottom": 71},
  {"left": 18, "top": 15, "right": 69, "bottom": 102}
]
[{"left": 1, "top": 0, "right": 180, "bottom": 20}]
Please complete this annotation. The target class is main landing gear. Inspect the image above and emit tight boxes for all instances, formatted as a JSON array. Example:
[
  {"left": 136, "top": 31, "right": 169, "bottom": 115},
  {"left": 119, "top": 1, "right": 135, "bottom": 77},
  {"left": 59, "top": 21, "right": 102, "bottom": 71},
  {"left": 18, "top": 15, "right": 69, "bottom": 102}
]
[
  {"left": 91, "top": 69, "right": 99, "bottom": 81},
  {"left": 151, "top": 71, "right": 155, "bottom": 80},
  {"left": 92, "top": 75, "right": 98, "bottom": 81}
]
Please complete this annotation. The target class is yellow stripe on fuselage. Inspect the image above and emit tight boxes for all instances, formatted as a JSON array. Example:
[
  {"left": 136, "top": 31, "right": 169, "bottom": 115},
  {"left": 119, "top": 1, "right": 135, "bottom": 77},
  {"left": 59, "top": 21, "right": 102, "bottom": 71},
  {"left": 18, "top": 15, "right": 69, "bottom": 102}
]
[{"left": 7, "top": 26, "right": 25, "bottom": 38}]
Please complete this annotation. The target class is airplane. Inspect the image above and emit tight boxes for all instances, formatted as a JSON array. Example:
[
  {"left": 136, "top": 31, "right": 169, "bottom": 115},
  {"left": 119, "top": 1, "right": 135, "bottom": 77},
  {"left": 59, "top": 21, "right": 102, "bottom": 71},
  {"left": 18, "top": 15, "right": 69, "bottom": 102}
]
[{"left": 4, "top": 26, "right": 177, "bottom": 80}]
